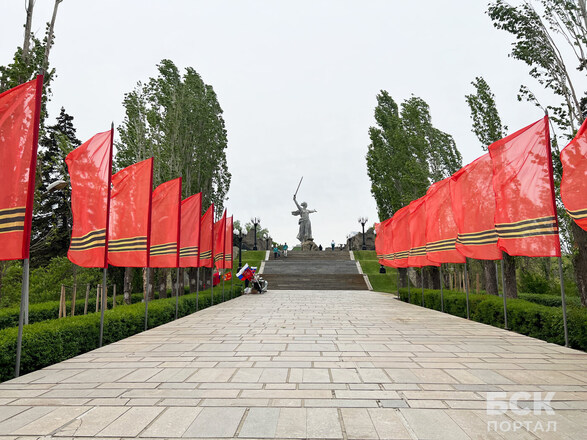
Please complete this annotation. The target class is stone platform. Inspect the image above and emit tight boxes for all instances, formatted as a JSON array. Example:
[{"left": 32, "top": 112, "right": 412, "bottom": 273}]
[{"left": 0, "top": 290, "right": 585, "bottom": 439}]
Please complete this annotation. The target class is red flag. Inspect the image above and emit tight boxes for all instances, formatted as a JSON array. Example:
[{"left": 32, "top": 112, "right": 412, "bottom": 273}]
[
  {"left": 179, "top": 193, "right": 202, "bottom": 267},
  {"left": 66, "top": 130, "right": 113, "bottom": 268},
  {"left": 375, "top": 218, "right": 394, "bottom": 267},
  {"left": 223, "top": 215, "right": 233, "bottom": 270},
  {"left": 214, "top": 210, "right": 227, "bottom": 270},
  {"left": 0, "top": 75, "right": 43, "bottom": 260},
  {"left": 450, "top": 154, "right": 502, "bottom": 260},
  {"left": 408, "top": 197, "right": 439, "bottom": 267},
  {"left": 108, "top": 158, "right": 153, "bottom": 267},
  {"left": 489, "top": 117, "right": 560, "bottom": 257},
  {"left": 391, "top": 206, "right": 411, "bottom": 268},
  {"left": 199, "top": 204, "right": 214, "bottom": 268},
  {"left": 561, "top": 118, "right": 587, "bottom": 231},
  {"left": 425, "top": 178, "right": 465, "bottom": 264},
  {"left": 149, "top": 178, "right": 181, "bottom": 268}
]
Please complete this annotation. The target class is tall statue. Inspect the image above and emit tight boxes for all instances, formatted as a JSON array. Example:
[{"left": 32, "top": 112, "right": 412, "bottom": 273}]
[{"left": 292, "top": 195, "right": 317, "bottom": 242}]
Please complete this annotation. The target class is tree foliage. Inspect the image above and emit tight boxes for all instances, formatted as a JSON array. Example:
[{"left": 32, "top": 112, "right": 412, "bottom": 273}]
[
  {"left": 487, "top": 0, "right": 586, "bottom": 136},
  {"left": 465, "top": 77, "right": 508, "bottom": 150},
  {"left": 116, "top": 60, "right": 231, "bottom": 213},
  {"left": 366, "top": 91, "right": 462, "bottom": 220}
]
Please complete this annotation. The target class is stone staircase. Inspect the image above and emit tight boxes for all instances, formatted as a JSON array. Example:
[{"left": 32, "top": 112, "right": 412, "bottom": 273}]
[{"left": 261, "top": 250, "right": 368, "bottom": 290}]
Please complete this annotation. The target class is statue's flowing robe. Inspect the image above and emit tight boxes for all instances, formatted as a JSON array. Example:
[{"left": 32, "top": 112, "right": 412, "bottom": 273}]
[{"left": 292, "top": 208, "right": 312, "bottom": 242}]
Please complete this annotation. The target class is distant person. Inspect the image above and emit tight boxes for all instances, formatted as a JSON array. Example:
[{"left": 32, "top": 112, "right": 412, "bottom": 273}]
[
  {"left": 283, "top": 242, "right": 288, "bottom": 257},
  {"left": 331, "top": 240, "right": 335, "bottom": 251},
  {"left": 273, "top": 245, "right": 279, "bottom": 259},
  {"left": 319, "top": 244, "right": 323, "bottom": 251}
]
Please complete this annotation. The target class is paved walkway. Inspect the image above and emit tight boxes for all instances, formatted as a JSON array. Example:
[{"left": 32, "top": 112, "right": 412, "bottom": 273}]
[{"left": 0, "top": 290, "right": 586, "bottom": 439}]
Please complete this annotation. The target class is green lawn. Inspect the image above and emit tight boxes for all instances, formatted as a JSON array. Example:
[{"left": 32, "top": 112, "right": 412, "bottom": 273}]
[{"left": 353, "top": 250, "right": 398, "bottom": 294}]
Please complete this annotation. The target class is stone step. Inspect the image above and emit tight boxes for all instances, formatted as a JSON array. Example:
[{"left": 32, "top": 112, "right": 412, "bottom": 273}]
[
  {"left": 279, "top": 251, "right": 351, "bottom": 261},
  {"left": 262, "top": 274, "right": 367, "bottom": 290},
  {"left": 263, "top": 260, "right": 359, "bottom": 275}
]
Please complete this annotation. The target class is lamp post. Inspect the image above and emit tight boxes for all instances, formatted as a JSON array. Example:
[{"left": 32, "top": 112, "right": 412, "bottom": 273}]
[
  {"left": 358, "top": 217, "right": 368, "bottom": 250},
  {"left": 266, "top": 235, "right": 271, "bottom": 251},
  {"left": 234, "top": 228, "right": 243, "bottom": 272},
  {"left": 251, "top": 217, "right": 260, "bottom": 250}
]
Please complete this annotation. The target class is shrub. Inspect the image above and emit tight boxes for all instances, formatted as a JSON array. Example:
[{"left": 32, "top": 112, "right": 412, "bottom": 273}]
[
  {"left": 398, "top": 288, "right": 587, "bottom": 351},
  {"left": 0, "top": 286, "right": 242, "bottom": 382}
]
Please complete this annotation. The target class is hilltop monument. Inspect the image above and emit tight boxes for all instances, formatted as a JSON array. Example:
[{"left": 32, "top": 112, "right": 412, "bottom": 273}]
[{"left": 291, "top": 177, "right": 318, "bottom": 250}]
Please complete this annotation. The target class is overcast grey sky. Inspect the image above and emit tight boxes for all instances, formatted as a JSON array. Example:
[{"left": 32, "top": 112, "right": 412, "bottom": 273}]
[{"left": 1, "top": 1, "right": 566, "bottom": 247}]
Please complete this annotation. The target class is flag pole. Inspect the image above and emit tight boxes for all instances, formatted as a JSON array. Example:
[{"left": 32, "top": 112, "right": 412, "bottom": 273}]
[
  {"left": 396, "top": 268, "right": 400, "bottom": 300},
  {"left": 440, "top": 265, "right": 444, "bottom": 313},
  {"left": 407, "top": 271, "right": 411, "bottom": 303},
  {"left": 99, "top": 123, "right": 114, "bottom": 348},
  {"left": 175, "top": 179, "right": 182, "bottom": 321},
  {"left": 464, "top": 259, "right": 470, "bottom": 319},
  {"left": 196, "top": 267, "right": 200, "bottom": 311},
  {"left": 544, "top": 113, "right": 569, "bottom": 346},
  {"left": 144, "top": 158, "right": 154, "bottom": 331},
  {"left": 421, "top": 268, "right": 424, "bottom": 307},
  {"left": 15, "top": 74, "right": 44, "bottom": 377},
  {"left": 496, "top": 260, "right": 507, "bottom": 329},
  {"left": 210, "top": 205, "right": 214, "bottom": 307},
  {"left": 196, "top": 201, "right": 202, "bottom": 312}
]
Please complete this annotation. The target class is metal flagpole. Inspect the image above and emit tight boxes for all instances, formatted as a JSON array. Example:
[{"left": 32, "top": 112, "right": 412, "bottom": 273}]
[
  {"left": 464, "top": 259, "right": 470, "bottom": 319},
  {"left": 497, "top": 259, "right": 507, "bottom": 329},
  {"left": 222, "top": 271, "right": 225, "bottom": 302},
  {"left": 440, "top": 265, "right": 444, "bottom": 313},
  {"left": 144, "top": 269, "right": 150, "bottom": 330},
  {"left": 421, "top": 269, "right": 424, "bottom": 307},
  {"left": 15, "top": 74, "right": 44, "bottom": 377},
  {"left": 196, "top": 267, "right": 200, "bottom": 311},
  {"left": 210, "top": 268, "right": 214, "bottom": 306},
  {"left": 396, "top": 269, "right": 400, "bottom": 300},
  {"left": 15, "top": 258, "right": 30, "bottom": 377},
  {"left": 99, "top": 123, "right": 114, "bottom": 348},
  {"left": 175, "top": 267, "right": 180, "bottom": 320},
  {"left": 558, "top": 258, "right": 569, "bottom": 346},
  {"left": 99, "top": 268, "right": 107, "bottom": 347},
  {"left": 500, "top": 259, "right": 508, "bottom": 329}
]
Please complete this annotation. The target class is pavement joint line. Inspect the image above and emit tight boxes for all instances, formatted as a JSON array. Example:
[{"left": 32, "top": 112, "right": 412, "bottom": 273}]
[
  {"left": 233, "top": 406, "right": 249, "bottom": 437},
  {"left": 337, "top": 407, "right": 349, "bottom": 440}
]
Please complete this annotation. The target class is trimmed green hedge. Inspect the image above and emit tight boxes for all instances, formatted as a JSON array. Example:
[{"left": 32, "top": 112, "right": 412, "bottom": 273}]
[
  {"left": 0, "top": 286, "right": 241, "bottom": 382},
  {"left": 518, "top": 292, "right": 582, "bottom": 308},
  {"left": 398, "top": 288, "right": 587, "bottom": 351},
  {"left": 0, "top": 292, "right": 148, "bottom": 331}
]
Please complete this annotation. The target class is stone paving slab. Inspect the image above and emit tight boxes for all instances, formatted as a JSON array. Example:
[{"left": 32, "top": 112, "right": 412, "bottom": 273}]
[{"left": 0, "top": 289, "right": 586, "bottom": 439}]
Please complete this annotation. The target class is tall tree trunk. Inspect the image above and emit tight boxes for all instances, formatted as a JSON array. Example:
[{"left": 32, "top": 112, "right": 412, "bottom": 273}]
[
  {"left": 398, "top": 268, "right": 407, "bottom": 288},
  {"left": 188, "top": 268, "right": 197, "bottom": 294},
  {"left": 482, "top": 260, "right": 498, "bottom": 295},
  {"left": 178, "top": 268, "right": 185, "bottom": 295},
  {"left": 571, "top": 222, "right": 587, "bottom": 307},
  {"left": 143, "top": 268, "right": 154, "bottom": 300},
  {"left": 21, "top": 0, "right": 35, "bottom": 69},
  {"left": 503, "top": 252, "right": 518, "bottom": 298},
  {"left": 42, "top": 0, "right": 62, "bottom": 74},
  {"left": 429, "top": 266, "right": 440, "bottom": 290},
  {"left": 123, "top": 267, "right": 132, "bottom": 304},
  {"left": 158, "top": 268, "right": 168, "bottom": 299}
]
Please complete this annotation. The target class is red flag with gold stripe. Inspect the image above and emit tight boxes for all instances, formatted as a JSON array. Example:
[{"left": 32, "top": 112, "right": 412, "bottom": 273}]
[
  {"left": 561, "top": 118, "right": 587, "bottom": 231},
  {"left": 408, "top": 197, "right": 439, "bottom": 267},
  {"left": 425, "top": 178, "right": 465, "bottom": 264},
  {"left": 199, "top": 204, "right": 214, "bottom": 268},
  {"left": 450, "top": 154, "right": 502, "bottom": 260},
  {"left": 0, "top": 75, "right": 43, "bottom": 260},
  {"left": 214, "top": 210, "right": 227, "bottom": 270},
  {"left": 108, "top": 158, "right": 153, "bottom": 267},
  {"left": 149, "top": 178, "right": 181, "bottom": 268},
  {"left": 223, "top": 215, "right": 233, "bottom": 270},
  {"left": 375, "top": 218, "right": 394, "bottom": 267},
  {"left": 488, "top": 117, "right": 560, "bottom": 257},
  {"left": 66, "top": 129, "right": 113, "bottom": 267},
  {"left": 391, "top": 206, "right": 411, "bottom": 268},
  {"left": 179, "top": 193, "right": 202, "bottom": 267}
]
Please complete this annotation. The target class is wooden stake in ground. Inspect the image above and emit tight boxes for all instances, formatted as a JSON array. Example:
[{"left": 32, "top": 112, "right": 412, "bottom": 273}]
[
  {"left": 59, "top": 284, "right": 65, "bottom": 318},
  {"left": 84, "top": 283, "right": 90, "bottom": 315},
  {"left": 95, "top": 284, "right": 100, "bottom": 313},
  {"left": 71, "top": 283, "right": 77, "bottom": 316}
]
